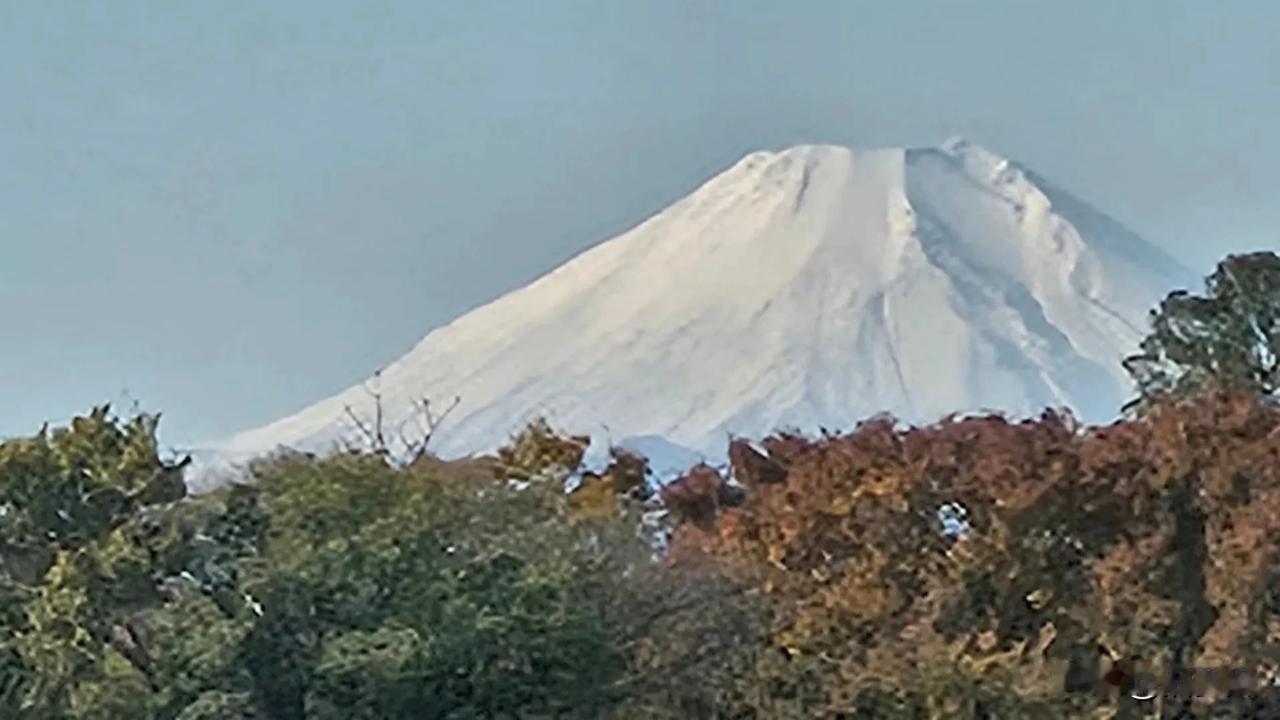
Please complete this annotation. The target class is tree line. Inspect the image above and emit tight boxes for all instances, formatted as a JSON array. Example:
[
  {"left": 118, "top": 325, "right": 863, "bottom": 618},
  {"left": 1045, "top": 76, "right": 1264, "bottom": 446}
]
[{"left": 3, "top": 252, "right": 1280, "bottom": 719}]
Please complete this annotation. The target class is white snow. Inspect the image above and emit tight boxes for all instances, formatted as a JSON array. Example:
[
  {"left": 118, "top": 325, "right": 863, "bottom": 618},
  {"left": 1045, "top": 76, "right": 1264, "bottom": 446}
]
[{"left": 188, "top": 139, "right": 1194, "bottom": 490}]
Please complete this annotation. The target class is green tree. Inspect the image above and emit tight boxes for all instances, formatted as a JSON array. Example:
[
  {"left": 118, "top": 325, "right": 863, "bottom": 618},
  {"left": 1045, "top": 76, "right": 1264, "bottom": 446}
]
[
  {"left": 0, "top": 405, "right": 191, "bottom": 718},
  {"left": 2, "top": 410, "right": 755, "bottom": 719},
  {"left": 227, "top": 428, "right": 756, "bottom": 719},
  {"left": 1125, "top": 251, "right": 1280, "bottom": 413},
  {"left": 235, "top": 448, "right": 629, "bottom": 718}
]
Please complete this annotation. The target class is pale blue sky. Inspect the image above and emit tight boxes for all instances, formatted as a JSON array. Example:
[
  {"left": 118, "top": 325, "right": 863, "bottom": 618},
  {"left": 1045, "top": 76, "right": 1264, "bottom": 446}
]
[{"left": 3, "top": 1, "right": 1278, "bottom": 448}]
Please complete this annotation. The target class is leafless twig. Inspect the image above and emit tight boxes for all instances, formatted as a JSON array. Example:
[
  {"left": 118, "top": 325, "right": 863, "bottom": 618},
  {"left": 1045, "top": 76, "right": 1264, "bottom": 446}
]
[
  {"left": 341, "top": 368, "right": 460, "bottom": 466},
  {"left": 397, "top": 394, "right": 462, "bottom": 464}
]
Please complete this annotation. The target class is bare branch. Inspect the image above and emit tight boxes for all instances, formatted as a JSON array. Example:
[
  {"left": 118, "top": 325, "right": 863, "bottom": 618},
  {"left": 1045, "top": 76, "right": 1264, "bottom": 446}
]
[
  {"left": 343, "top": 404, "right": 378, "bottom": 449},
  {"left": 429, "top": 395, "right": 462, "bottom": 434},
  {"left": 357, "top": 369, "right": 387, "bottom": 449},
  {"left": 342, "top": 381, "right": 460, "bottom": 466},
  {"left": 401, "top": 394, "right": 462, "bottom": 464}
]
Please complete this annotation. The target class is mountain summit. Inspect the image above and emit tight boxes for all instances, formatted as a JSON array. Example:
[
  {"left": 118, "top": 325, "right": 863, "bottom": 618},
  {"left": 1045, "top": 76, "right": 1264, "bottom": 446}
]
[{"left": 198, "top": 140, "right": 1192, "bottom": 484}]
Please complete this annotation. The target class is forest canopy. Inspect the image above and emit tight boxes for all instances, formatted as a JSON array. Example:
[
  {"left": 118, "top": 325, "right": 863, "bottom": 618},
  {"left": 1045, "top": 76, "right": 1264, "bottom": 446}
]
[{"left": 6, "top": 252, "right": 1280, "bottom": 718}]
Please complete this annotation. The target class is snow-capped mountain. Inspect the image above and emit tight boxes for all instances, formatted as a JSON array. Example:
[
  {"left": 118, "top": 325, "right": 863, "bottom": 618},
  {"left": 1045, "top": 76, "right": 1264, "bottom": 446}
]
[{"left": 193, "top": 138, "right": 1193, "bottom": 487}]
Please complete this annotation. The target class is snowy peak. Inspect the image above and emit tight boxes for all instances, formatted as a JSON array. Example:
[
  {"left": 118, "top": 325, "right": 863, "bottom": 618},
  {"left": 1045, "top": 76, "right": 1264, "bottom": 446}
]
[{"left": 198, "top": 139, "right": 1192, "bottom": 488}]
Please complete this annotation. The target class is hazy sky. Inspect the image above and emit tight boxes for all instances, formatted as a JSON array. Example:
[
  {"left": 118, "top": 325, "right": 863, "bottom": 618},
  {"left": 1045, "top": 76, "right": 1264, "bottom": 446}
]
[{"left": 3, "top": 1, "right": 1279, "bottom": 448}]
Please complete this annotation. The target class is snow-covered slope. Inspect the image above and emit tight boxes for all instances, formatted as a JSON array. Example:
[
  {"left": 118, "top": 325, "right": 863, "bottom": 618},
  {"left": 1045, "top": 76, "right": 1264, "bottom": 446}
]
[{"left": 194, "top": 138, "right": 1193, "bottom": 487}]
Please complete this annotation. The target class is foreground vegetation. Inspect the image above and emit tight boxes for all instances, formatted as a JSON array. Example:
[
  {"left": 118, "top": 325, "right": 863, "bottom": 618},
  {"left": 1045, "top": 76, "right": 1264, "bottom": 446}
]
[{"left": 5, "top": 252, "right": 1280, "bottom": 719}]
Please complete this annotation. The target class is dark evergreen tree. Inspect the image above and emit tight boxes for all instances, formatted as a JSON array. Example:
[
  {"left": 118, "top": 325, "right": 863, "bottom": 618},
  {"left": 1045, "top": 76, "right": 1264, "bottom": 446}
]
[{"left": 1125, "top": 251, "right": 1280, "bottom": 413}]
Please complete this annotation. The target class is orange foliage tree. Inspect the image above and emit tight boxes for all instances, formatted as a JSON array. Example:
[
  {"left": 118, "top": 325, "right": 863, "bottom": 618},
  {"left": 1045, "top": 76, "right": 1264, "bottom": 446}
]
[{"left": 662, "top": 393, "right": 1280, "bottom": 718}]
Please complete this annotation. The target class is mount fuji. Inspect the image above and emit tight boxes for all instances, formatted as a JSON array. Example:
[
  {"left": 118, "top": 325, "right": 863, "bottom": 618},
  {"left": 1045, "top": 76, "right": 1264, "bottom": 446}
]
[{"left": 191, "top": 138, "right": 1193, "bottom": 488}]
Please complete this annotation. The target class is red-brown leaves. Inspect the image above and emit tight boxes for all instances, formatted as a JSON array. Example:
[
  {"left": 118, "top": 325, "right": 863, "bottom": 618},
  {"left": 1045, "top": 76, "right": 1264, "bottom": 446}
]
[
  {"left": 660, "top": 392, "right": 1280, "bottom": 714},
  {"left": 660, "top": 463, "right": 735, "bottom": 532},
  {"left": 727, "top": 439, "right": 787, "bottom": 487}
]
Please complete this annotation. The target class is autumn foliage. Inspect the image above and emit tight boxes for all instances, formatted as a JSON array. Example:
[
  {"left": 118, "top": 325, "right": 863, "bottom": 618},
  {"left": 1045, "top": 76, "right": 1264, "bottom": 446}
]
[
  {"left": 661, "top": 392, "right": 1280, "bottom": 717},
  {"left": 10, "top": 396, "right": 1280, "bottom": 717}
]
